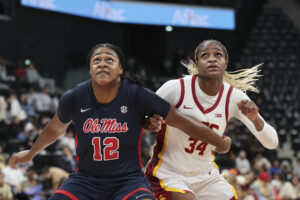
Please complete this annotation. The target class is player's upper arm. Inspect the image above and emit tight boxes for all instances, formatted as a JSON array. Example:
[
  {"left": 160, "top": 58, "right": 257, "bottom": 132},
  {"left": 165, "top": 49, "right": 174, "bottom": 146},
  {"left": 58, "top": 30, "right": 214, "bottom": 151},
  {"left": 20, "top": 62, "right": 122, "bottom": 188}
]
[
  {"left": 229, "top": 89, "right": 250, "bottom": 119},
  {"left": 156, "top": 79, "right": 181, "bottom": 106},
  {"left": 57, "top": 89, "right": 75, "bottom": 123},
  {"left": 136, "top": 87, "right": 170, "bottom": 119},
  {"left": 48, "top": 112, "right": 71, "bottom": 135}
]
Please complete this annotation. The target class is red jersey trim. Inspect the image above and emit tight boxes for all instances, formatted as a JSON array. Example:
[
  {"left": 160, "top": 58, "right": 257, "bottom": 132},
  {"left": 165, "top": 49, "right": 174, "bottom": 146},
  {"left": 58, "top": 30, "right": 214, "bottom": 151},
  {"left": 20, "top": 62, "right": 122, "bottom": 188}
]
[
  {"left": 225, "top": 86, "right": 233, "bottom": 123},
  {"left": 175, "top": 78, "right": 185, "bottom": 108},
  {"left": 75, "top": 131, "right": 79, "bottom": 173},
  {"left": 54, "top": 190, "right": 79, "bottom": 200},
  {"left": 122, "top": 188, "right": 153, "bottom": 200},
  {"left": 138, "top": 128, "right": 143, "bottom": 168},
  {"left": 191, "top": 75, "right": 224, "bottom": 114}
]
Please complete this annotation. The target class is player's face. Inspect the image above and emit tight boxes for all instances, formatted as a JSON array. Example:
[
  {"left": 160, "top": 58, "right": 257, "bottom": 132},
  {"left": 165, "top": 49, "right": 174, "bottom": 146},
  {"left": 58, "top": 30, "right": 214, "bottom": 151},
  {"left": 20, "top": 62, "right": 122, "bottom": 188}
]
[
  {"left": 89, "top": 47, "right": 123, "bottom": 86},
  {"left": 196, "top": 42, "right": 227, "bottom": 79}
]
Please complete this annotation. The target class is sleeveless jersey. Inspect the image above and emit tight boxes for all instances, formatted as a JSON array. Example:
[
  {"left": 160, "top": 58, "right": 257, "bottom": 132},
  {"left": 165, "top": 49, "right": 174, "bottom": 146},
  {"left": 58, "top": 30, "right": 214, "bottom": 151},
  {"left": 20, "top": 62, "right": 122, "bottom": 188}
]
[
  {"left": 57, "top": 79, "right": 170, "bottom": 178},
  {"left": 147, "top": 75, "right": 233, "bottom": 176}
]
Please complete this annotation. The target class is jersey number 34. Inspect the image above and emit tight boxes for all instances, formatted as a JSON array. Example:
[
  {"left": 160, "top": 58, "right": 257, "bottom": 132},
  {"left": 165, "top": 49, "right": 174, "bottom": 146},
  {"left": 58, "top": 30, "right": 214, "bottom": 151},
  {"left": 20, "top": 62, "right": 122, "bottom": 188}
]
[{"left": 184, "top": 122, "right": 219, "bottom": 156}]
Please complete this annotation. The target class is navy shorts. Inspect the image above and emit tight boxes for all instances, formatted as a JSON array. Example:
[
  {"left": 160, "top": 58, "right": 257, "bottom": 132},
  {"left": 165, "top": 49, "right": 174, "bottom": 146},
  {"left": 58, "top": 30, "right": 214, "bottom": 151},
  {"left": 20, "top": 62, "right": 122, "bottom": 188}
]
[{"left": 49, "top": 171, "right": 155, "bottom": 200}]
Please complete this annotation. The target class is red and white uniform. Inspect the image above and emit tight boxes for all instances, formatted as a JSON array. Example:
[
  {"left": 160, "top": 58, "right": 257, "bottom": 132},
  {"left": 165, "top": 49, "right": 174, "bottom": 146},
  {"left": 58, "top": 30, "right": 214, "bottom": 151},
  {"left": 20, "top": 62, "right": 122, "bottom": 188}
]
[{"left": 145, "top": 75, "right": 278, "bottom": 200}]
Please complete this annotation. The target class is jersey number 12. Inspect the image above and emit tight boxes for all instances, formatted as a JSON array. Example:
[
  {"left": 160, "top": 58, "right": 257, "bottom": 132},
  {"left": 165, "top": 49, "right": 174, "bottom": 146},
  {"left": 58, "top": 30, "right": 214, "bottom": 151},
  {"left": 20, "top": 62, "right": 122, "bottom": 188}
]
[{"left": 92, "top": 137, "right": 119, "bottom": 161}]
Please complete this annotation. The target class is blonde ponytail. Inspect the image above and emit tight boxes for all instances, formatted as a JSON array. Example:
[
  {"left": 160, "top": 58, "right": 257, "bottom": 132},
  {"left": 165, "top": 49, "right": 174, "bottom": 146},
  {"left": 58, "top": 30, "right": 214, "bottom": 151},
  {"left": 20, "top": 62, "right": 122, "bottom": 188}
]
[
  {"left": 223, "top": 64, "right": 262, "bottom": 93},
  {"left": 181, "top": 59, "right": 262, "bottom": 93}
]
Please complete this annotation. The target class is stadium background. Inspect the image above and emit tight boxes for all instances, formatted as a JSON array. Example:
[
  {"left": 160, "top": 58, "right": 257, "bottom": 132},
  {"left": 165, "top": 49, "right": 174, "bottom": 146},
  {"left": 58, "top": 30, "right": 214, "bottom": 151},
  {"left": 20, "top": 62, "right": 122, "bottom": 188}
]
[{"left": 0, "top": 0, "right": 300, "bottom": 199}]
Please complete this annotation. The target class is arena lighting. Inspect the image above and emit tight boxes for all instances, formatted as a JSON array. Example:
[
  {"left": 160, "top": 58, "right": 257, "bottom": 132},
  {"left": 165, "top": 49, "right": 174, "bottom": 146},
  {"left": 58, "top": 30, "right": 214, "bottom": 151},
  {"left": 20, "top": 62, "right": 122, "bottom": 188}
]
[
  {"left": 20, "top": 0, "right": 235, "bottom": 30},
  {"left": 165, "top": 26, "right": 173, "bottom": 32},
  {"left": 24, "top": 59, "right": 31, "bottom": 65}
]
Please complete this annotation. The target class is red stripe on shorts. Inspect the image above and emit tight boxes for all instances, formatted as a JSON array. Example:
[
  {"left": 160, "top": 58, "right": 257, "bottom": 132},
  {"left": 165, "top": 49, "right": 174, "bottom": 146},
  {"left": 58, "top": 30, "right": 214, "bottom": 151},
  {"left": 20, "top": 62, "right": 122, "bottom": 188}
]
[
  {"left": 54, "top": 190, "right": 79, "bottom": 200},
  {"left": 122, "top": 188, "right": 153, "bottom": 200}
]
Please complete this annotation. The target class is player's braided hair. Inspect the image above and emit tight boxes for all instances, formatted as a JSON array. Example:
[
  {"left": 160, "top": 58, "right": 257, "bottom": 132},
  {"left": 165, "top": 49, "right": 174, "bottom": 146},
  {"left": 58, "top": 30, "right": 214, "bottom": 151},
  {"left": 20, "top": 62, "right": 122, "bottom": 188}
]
[{"left": 181, "top": 39, "right": 262, "bottom": 93}]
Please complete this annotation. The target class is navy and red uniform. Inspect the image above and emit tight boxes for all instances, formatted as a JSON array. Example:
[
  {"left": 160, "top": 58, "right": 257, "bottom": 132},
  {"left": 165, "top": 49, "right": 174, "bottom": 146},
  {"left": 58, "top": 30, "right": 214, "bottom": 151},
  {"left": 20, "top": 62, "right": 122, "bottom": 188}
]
[{"left": 50, "top": 78, "right": 170, "bottom": 200}]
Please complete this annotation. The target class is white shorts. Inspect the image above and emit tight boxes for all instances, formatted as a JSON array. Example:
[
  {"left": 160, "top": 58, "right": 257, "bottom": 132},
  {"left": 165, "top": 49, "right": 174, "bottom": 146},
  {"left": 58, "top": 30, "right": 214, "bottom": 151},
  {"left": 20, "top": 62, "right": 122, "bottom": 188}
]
[{"left": 150, "top": 164, "right": 237, "bottom": 200}]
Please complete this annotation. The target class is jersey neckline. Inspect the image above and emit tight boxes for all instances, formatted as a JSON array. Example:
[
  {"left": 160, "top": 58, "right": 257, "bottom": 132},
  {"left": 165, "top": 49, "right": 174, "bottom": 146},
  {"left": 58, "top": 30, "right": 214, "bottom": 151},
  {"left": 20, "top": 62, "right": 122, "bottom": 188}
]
[
  {"left": 191, "top": 75, "right": 224, "bottom": 114},
  {"left": 88, "top": 79, "right": 125, "bottom": 109}
]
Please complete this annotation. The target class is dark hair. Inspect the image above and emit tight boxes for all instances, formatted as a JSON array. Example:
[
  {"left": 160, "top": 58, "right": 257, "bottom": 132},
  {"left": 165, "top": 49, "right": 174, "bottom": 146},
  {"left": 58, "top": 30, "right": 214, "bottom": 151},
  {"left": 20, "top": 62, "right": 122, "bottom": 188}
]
[
  {"left": 194, "top": 39, "right": 229, "bottom": 63},
  {"left": 87, "top": 43, "right": 125, "bottom": 69},
  {"left": 87, "top": 43, "right": 143, "bottom": 86}
]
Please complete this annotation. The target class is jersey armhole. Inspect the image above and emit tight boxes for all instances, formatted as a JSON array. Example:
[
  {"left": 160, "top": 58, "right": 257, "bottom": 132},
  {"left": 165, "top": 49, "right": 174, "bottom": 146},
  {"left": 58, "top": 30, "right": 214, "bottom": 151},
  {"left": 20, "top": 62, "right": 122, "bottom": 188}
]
[
  {"left": 225, "top": 86, "right": 233, "bottom": 122},
  {"left": 175, "top": 78, "right": 185, "bottom": 109}
]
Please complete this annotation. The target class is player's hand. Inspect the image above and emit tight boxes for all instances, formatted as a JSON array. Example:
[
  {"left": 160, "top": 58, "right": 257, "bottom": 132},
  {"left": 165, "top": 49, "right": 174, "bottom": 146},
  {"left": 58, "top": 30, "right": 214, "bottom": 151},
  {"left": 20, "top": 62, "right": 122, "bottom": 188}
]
[
  {"left": 143, "top": 114, "right": 165, "bottom": 132},
  {"left": 9, "top": 150, "right": 33, "bottom": 169},
  {"left": 215, "top": 135, "right": 231, "bottom": 154},
  {"left": 236, "top": 99, "right": 259, "bottom": 121}
]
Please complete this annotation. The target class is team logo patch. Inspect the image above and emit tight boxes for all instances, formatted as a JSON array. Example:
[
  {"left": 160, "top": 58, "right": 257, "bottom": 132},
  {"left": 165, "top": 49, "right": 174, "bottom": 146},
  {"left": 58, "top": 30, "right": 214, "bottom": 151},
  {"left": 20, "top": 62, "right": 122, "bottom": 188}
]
[
  {"left": 215, "top": 113, "right": 222, "bottom": 118},
  {"left": 120, "top": 106, "right": 128, "bottom": 114}
]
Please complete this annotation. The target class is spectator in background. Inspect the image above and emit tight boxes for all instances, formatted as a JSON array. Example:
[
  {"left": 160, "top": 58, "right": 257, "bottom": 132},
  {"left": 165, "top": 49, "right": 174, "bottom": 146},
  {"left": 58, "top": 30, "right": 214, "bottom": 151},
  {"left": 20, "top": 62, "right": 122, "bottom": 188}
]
[
  {"left": 13, "top": 61, "right": 26, "bottom": 85},
  {"left": 15, "top": 167, "right": 38, "bottom": 200},
  {"left": 26, "top": 87, "right": 39, "bottom": 110},
  {"left": 55, "top": 146, "right": 76, "bottom": 173},
  {"left": 35, "top": 87, "right": 52, "bottom": 115},
  {"left": 0, "top": 145, "right": 6, "bottom": 170},
  {"left": 7, "top": 90, "right": 27, "bottom": 121},
  {"left": 0, "top": 57, "right": 15, "bottom": 83},
  {"left": 25, "top": 62, "right": 40, "bottom": 87},
  {"left": 5, "top": 116, "right": 23, "bottom": 153},
  {"left": 279, "top": 175, "right": 300, "bottom": 199},
  {"left": 280, "top": 160, "right": 292, "bottom": 181},
  {"left": 58, "top": 127, "right": 75, "bottom": 156},
  {"left": 20, "top": 92, "right": 38, "bottom": 119},
  {"left": 0, "top": 172, "right": 13, "bottom": 200},
  {"left": 250, "top": 171, "right": 274, "bottom": 200},
  {"left": 269, "top": 159, "right": 281, "bottom": 175},
  {"left": 243, "top": 170, "right": 257, "bottom": 200},
  {"left": 224, "top": 151, "right": 237, "bottom": 169},
  {"left": 2, "top": 160, "right": 25, "bottom": 192},
  {"left": 236, "top": 150, "right": 251, "bottom": 175},
  {"left": 41, "top": 166, "right": 69, "bottom": 191},
  {"left": 270, "top": 173, "right": 282, "bottom": 197},
  {"left": 226, "top": 168, "right": 244, "bottom": 199},
  {"left": 25, "top": 62, "right": 56, "bottom": 94},
  {"left": 253, "top": 153, "right": 271, "bottom": 171},
  {"left": 0, "top": 96, "right": 6, "bottom": 122},
  {"left": 293, "top": 158, "right": 300, "bottom": 178},
  {"left": 18, "top": 122, "right": 37, "bottom": 150}
]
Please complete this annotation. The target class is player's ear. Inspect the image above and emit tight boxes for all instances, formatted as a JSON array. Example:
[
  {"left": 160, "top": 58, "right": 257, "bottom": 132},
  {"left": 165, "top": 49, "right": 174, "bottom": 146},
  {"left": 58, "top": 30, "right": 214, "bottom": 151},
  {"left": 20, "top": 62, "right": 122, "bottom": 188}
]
[{"left": 119, "top": 65, "right": 123, "bottom": 75}]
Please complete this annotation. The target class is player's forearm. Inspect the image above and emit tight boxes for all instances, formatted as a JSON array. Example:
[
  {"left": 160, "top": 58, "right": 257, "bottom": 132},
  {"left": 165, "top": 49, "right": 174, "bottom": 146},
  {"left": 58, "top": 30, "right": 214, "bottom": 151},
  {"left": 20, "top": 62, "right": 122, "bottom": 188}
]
[
  {"left": 251, "top": 115, "right": 264, "bottom": 131},
  {"left": 165, "top": 107, "right": 228, "bottom": 152},
  {"left": 29, "top": 120, "right": 66, "bottom": 158},
  {"left": 255, "top": 122, "right": 278, "bottom": 149},
  {"left": 179, "top": 117, "right": 226, "bottom": 150}
]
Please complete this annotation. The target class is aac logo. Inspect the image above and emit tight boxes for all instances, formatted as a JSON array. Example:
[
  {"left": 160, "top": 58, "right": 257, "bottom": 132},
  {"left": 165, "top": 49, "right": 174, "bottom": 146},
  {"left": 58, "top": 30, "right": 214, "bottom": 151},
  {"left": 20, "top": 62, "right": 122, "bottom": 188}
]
[{"left": 120, "top": 106, "right": 128, "bottom": 114}]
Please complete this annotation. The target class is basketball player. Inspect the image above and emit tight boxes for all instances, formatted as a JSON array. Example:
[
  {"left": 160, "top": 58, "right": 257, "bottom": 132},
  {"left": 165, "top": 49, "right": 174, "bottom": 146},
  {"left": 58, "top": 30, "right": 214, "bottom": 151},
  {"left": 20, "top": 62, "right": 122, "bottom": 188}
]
[
  {"left": 145, "top": 40, "right": 278, "bottom": 200},
  {"left": 9, "top": 43, "right": 231, "bottom": 200}
]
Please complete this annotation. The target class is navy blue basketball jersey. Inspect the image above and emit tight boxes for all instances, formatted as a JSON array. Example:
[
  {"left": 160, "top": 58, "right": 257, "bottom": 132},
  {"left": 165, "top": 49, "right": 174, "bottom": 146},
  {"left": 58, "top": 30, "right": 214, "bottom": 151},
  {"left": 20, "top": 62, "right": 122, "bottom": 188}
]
[{"left": 57, "top": 79, "right": 170, "bottom": 178}]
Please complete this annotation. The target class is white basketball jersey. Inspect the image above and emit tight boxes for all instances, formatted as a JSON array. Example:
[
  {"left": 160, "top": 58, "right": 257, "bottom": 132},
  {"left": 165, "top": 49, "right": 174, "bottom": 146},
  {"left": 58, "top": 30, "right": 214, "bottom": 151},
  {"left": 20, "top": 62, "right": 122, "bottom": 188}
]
[{"left": 153, "top": 75, "right": 233, "bottom": 176}]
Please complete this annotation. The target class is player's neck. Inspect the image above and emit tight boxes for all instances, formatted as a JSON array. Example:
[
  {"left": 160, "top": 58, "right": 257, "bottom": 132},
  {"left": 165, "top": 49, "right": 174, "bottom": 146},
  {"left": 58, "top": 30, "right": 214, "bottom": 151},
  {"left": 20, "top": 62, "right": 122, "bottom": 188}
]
[
  {"left": 92, "top": 78, "right": 121, "bottom": 104},
  {"left": 198, "top": 76, "right": 223, "bottom": 96}
]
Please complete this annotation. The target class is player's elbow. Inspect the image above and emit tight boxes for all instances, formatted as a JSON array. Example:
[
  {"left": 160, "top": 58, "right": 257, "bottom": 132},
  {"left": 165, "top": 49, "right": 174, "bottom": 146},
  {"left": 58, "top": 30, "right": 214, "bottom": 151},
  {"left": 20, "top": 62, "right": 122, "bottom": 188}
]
[{"left": 264, "top": 137, "right": 278, "bottom": 150}]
